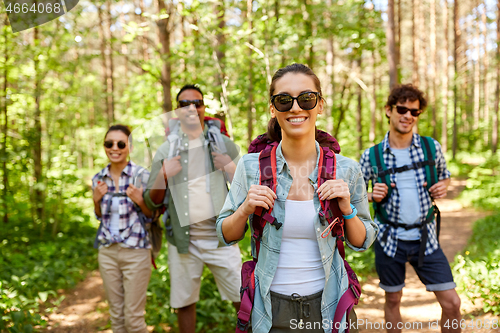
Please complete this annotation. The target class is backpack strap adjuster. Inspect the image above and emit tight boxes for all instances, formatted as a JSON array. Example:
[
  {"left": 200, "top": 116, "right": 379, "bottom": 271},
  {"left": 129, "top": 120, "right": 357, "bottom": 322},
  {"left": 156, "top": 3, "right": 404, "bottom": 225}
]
[{"left": 237, "top": 319, "right": 249, "bottom": 331}]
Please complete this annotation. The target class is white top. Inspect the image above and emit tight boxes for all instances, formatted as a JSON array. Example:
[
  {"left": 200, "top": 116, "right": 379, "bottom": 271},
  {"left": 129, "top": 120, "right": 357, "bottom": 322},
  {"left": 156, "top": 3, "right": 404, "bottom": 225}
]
[
  {"left": 270, "top": 199, "right": 325, "bottom": 295},
  {"left": 109, "top": 196, "right": 121, "bottom": 236},
  {"left": 187, "top": 137, "right": 217, "bottom": 240},
  {"left": 392, "top": 147, "right": 421, "bottom": 240}
]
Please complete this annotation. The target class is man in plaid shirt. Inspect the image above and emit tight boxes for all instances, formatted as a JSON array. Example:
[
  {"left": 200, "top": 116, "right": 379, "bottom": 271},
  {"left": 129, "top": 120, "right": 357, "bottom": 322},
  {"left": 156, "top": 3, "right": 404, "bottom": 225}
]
[{"left": 359, "top": 84, "right": 461, "bottom": 333}]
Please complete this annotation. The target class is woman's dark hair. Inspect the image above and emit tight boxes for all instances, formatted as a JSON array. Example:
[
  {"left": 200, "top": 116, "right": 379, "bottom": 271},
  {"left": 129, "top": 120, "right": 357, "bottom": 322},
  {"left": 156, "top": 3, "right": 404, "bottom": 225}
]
[
  {"left": 385, "top": 84, "right": 427, "bottom": 116},
  {"left": 105, "top": 124, "right": 132, "bottom": 145},
  {"left": 266, "top": 63, "right": 328, "bottom": 145}
]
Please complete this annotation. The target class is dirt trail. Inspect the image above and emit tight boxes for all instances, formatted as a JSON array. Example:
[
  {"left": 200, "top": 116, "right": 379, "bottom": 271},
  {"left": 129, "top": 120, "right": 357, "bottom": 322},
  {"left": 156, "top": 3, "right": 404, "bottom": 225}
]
[
  {"left": 42, "top": 270, "right": 111, "bottom": 332},
  {"left": 355, "top": 178, "right": 499, "bottom": 333},
  {"left": 43, "top": 178, "right": 498, "bottom": 332}
]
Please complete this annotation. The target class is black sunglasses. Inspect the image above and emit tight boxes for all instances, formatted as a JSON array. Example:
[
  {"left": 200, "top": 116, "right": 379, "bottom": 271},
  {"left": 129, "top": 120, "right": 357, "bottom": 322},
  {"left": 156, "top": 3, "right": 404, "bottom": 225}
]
[
  {"left": 178, "top": 99, "right": 204, "bottom": 108},
  {"left": 271, "top": 92, "right": 320, "bottom": 112},
  {"left": 393, "top": 105, "right": 422, "bottom": 117},
  {"left": 104, "top": 140, "right": 127, "bottom": 149}
]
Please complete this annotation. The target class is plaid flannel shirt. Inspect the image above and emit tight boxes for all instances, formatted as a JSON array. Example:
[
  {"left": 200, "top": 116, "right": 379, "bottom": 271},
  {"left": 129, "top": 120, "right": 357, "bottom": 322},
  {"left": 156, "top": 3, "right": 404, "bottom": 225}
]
[
  {"left": 92, "top": 161, "right": 152, "bottom": 249},
  {"left": 359, "top": 132, "right": 451, "bottom": 258}
]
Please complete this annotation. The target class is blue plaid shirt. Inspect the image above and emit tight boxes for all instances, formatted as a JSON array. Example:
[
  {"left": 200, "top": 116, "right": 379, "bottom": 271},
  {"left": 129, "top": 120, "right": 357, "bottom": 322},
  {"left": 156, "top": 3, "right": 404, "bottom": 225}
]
[
  {"left": 359, "top": 132, "right": 451, "bottom": 258},
  {"left": 92, "top": 161, "right": 152, "bottom": 249},
  {"left": 216, "top": 142, "right": 378, "bottom": 333}
]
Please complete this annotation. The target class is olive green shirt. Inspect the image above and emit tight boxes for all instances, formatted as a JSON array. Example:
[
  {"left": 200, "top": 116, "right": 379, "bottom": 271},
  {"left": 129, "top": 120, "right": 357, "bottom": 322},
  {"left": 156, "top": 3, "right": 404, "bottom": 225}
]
[{"left": 143, "top": 124, "right": 240, "bottom": 254}]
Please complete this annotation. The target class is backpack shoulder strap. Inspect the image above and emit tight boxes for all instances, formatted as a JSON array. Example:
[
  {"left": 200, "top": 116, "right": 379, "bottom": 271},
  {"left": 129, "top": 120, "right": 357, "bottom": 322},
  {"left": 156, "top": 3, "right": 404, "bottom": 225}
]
[
  {"left": 420, "top": 136, "right": 438, "bottom": 191},
  {"left": 206, "top": 120, "right": 228, "bottom": 154},
  {"left": 368, "top": 142, "right": 391, "bottom": 189},
  {"left": 368, "top": 142, "right": 393, "bottom": 224},
  {"left": 252, "top": 142, "right": 280, "bottom": 259}
]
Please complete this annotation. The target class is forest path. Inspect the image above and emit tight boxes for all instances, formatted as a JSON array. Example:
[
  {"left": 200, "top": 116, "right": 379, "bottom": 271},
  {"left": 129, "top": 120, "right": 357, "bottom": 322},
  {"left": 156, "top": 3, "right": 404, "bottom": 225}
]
[
  {"left": 355, "top": 178, "right": 499, "bottom": 333},
  {"left": 42, "top": 270, "right": 112, "bottom": 333},
  {"left": 42, "top": 178, "right": 497, "bottom": 332}
]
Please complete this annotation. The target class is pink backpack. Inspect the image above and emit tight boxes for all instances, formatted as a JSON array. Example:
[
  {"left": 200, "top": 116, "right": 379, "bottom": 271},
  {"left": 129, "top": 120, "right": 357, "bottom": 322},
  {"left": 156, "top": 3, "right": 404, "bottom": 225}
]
[{"left": 236, "top": 135, "right": 360, "bottom": 333}]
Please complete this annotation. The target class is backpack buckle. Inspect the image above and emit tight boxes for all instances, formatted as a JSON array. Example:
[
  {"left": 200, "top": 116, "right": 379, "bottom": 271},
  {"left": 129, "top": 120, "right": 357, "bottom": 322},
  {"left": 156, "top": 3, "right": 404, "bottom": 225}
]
[
  {"left": 240, "top": 286, "right": 249, "bottom": 296},
  {"left": 237, "top": 318, "right": 250, "bottom": 331},
  {"left": 271, "top": 219, "right": 282, "bottom": 230},
  {"left": 350, "top": 284, "right": 360, "bottom": 300}
]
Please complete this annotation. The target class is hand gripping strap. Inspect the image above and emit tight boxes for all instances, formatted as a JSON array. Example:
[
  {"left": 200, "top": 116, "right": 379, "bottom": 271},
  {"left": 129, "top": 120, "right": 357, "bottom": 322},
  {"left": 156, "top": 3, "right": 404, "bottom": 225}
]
[{"left": 318, "top": 147, "right": 344, "bottom": 238}]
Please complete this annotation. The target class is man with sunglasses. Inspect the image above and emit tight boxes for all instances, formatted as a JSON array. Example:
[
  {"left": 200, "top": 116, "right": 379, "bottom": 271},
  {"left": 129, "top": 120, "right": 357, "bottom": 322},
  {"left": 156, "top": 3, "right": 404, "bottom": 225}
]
[
  {"left": 359, "top": 84, "right": 461, "bottom": 333},
  {"left": 143, "top": 84, "right": 241, "bottom": 333}
]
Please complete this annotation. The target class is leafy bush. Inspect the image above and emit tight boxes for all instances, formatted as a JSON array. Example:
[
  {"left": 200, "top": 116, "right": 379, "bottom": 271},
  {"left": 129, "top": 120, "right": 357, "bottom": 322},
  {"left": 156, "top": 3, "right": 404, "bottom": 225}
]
[
  {"left": 459, "top": 153, "right": 500, "bottom": 211},
  {"left": 0, "top": 215, "right": 97, "bottom": 332},
  {"left": 453, "top": 213, "right": 500, "bottom": 315},
  {"left": 145, "top": 238, "right": 250, "bottom": 333}
]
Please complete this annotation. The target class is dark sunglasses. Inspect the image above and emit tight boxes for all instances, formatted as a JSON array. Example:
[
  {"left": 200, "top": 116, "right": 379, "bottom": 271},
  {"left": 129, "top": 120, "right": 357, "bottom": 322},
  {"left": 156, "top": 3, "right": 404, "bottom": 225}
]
[
  {"left": 104, "top": 140, "right": 127, "bottom": 149},
  {"left": 393, "top": 105, "right": 422, "bottom": 117},
  {"left": 178, "top": 99, "right": 204, "bottom": 108},
  {"left": 271, "top": 92, "right": 320, "bottom": 112}
]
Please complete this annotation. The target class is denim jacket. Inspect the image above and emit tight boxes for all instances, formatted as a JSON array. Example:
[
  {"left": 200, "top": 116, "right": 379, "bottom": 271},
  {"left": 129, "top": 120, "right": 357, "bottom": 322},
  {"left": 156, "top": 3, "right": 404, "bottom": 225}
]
[{"left": 216, "top": 142, "right": 378, "bottom": 333}]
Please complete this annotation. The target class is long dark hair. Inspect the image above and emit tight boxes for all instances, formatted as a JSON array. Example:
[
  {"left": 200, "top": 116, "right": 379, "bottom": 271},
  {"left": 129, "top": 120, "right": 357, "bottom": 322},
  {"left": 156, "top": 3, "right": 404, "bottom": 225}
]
[{"left": 266, "top": 63, "right": 330, "bottom": 147}]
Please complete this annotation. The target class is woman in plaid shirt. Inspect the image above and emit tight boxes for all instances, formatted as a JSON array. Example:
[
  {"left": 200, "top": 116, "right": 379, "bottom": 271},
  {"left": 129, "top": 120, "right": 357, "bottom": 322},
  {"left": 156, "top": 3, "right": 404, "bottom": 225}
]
[{"left": 92, "top": 124, "right": 153, "bottom": 333}]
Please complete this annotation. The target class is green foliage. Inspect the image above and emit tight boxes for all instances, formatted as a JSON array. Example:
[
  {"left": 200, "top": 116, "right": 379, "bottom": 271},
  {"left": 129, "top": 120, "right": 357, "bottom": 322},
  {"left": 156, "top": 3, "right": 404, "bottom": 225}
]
[
  {"left": 0, "top": 215, "right": 97, "bottom": 331},
  {"left": 145, "top": 238, "right": 252, "bottom": 333},
  {"left": 452, "top": 153, "right": 500, "bottom": 315},
  {"left": 459, "top": 153, "right": 500, "bottom": 211},
  {"left": 345, "top": 247, "right": 376, "bottom": 281},
  {"left": 453, "top": 213, "right": 500, "bottom": 315}
]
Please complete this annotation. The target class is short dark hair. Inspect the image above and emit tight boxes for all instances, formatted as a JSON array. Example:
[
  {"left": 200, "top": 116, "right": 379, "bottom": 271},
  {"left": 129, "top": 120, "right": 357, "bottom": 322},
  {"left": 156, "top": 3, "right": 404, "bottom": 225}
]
[
  {"left": 176, "top": 84, "right": 204, "bottom": 102},
  {"left": 385, "top": 84, "right": 427, "bottom": 111},
  {"left": 105, "top": 124, "right": 132, "bottom": 145}
]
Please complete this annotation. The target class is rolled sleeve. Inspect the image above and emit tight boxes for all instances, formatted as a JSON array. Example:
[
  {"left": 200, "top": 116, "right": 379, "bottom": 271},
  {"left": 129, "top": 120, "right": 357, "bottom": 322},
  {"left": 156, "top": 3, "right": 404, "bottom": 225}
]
[
  {"left": 216, "top": 156, "right": 250, "bottom": 246},
  {"left": 432, "top": 139, "right": 451, "bottom": 180},
  {"left": 359, "top": 148, "right": 374, "bottom": 190},
  {"left": 345, "top": 164, "right": 378, "bottom": 252}
]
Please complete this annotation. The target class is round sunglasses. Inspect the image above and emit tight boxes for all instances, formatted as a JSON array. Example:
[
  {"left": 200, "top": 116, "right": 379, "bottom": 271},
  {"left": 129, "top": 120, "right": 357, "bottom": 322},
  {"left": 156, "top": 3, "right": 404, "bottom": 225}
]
[
  {"left": 393, "top": 105, "right": 422, "bottom": 117},
  {"left": 271, "top": 91, "right": 320, "bottom": 112},
  {"left": 104, "top": 140, "right": 127, "bottom": 149}
]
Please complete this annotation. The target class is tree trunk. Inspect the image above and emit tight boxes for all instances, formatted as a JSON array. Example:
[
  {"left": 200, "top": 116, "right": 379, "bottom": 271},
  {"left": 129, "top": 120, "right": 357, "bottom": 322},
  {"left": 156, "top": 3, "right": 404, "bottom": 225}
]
[
  {"left": 412, "top": 0, "right": 420, "bottom": 86},
  {"left": 157, "top": 0, "right": 172, "bottom": 112},
  {"left": 33, "top": 27, "right": 44, "bottom": 231},
  {"left": 370, "top": 51, "right": 377, "bottom": 144},
  {"left": 473, "top": 2, "right": 481, "bottom": 131},
  {"left": 430, "top": 0, "right": 438, "bottom": 138},
  {"left": 138, "top": 0, "right": 149, "bottom": 63},
  {"left": 2, "top": 17, "right": 8, "bottom": 223},
  {"left": 396, "top": 0, "right": 401, "bottom": 78},
  {"left": 106, "top": 0, "right": 115, "bottom": 122},
  {"left": 303, "top": 0, "right": 313, "bottom": 69},
  {"left": 386, "top": 0, "right": 398, "bottom": 89},
  {"left": 355, "top": 58, "right": 363, "bottom": 157},
  {"left": 452, "top": 0, "right": 459, "bottom": 159},
  {"left": 493, "top": 0, "right": 500, "bottom": 153},
  {"left": 215, "top": 0, "right": 226, "bottom": 113},
  {"left": 247, "top": 0, "right": 254, "bottom": 145},
  {"left": 441, "top": 0, "right": 449, "bottom": 153},
  {"left": 98, "top": 4, "right": 111, "bottom": 125},
  {"left": 326, "top": 0, "right": 335, "bottom": 134},
  {"left": 482, "top": 3, "right": 490, "bottom": 144}
]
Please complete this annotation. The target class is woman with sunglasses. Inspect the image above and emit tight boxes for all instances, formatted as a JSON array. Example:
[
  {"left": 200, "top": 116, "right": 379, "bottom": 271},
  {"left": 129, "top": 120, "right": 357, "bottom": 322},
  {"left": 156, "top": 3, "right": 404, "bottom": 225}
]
[
  {"left": 216, "top": 64, "right": 378, "bottom": 333},
  {"left": 92, "top": 124, "right": 153, "bottom": 333}
]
